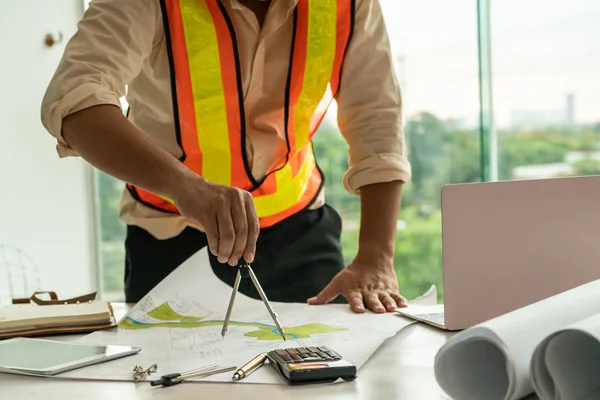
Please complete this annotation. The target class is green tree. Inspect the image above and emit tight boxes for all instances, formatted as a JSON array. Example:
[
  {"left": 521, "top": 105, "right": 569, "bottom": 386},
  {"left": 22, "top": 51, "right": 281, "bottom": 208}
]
[
  {"left": 394, "top": 208, "right": 444, "bottom": 301},
  {"left": 340, "top": 206, "right": 443, "bottom": 302},
  {"left": 404, "top": 112, "right": 451, "bottom": 201},
  {"left": 572, "top": 159, "right": 600, "bottom": 175},
  {"left": 313, "top": 122, "right": 359, "bottom": 217},
  {"left": 497, "top": 132, "right": 573, "bottom": 180},
  {"left": 432, "top": 129, "right": 481, "bottom": 206}
]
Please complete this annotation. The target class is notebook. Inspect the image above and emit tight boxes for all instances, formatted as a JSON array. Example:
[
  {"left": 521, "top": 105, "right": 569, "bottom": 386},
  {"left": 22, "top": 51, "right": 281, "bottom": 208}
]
[{"left": 0, "top": 292, "right": 116, "bottom": 339}]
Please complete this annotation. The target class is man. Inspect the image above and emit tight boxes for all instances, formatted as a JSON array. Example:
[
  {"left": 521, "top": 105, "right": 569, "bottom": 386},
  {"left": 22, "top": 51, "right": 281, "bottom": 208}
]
[{"left": 41, "top": 0, "right": 411, "bottom": 314}]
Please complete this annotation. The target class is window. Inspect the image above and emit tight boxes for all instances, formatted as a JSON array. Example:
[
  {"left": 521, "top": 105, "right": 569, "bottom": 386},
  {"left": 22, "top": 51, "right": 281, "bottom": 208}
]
[
  {"left": 93, "top": 0, "right": 600, "bottom": 302},
  {"left": 313, "top": 0, "right": 481, "bottom": 301},
  {"left": 491, "top": 0, "right": 600, "bottom": 181},
  {"left": 95, "top": 170, "right": 126, "bottom": 300},
  {"left": 95, "top": 103, "right": 130, "bottom": 300}
]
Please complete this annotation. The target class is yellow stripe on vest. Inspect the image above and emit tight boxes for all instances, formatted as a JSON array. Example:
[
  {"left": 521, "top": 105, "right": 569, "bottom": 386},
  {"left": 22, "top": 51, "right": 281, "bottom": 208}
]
[
  {"left": 293, "top": 0, "right": 337, "bottom": 153},
  {"left": 180, "top": 0, "right": 231, "bottom": 185},
  {"left": 158, "top": 195, "right": 175, "bottom": 205},
  {"left": 254, "top": 146, "right": 317, "bottom": 215},
  {"left": 162, "top": 148, "right": 316, "bottom": 216}
]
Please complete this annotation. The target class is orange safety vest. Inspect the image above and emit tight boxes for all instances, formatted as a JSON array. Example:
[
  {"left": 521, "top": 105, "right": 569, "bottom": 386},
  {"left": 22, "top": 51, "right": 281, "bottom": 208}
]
[{"left": 127, "top": 0, "right": 355, "bottom": 228}]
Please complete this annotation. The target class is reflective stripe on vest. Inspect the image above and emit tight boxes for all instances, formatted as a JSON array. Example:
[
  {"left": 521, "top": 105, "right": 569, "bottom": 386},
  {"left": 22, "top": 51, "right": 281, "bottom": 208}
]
[{"left": 127, "top": 0, "right": 355, "bottom": 228}]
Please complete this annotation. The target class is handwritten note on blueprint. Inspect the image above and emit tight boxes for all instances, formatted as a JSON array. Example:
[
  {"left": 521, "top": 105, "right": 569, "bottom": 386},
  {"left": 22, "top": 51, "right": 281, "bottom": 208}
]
[{"left": 62, "top": 248, "right": 436, "bottom": 384}]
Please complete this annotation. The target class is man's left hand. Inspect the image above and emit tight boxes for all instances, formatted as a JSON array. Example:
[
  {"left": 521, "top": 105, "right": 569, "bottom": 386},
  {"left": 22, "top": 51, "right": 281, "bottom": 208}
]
[{"left": 307, "top": 257, "right": 407, "bottom": 313}]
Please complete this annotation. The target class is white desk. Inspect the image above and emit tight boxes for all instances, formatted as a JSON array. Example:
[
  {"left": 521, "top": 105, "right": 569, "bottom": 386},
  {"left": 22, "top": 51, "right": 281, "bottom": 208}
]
[{"left": 1, "top": 303, "right": 456, "bottom": 400}]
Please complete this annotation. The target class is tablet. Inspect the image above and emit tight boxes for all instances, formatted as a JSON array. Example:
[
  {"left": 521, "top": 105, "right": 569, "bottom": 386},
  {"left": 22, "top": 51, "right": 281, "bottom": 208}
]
[{"left": 0, "top": 337, "right": 141, "bottom": 375}]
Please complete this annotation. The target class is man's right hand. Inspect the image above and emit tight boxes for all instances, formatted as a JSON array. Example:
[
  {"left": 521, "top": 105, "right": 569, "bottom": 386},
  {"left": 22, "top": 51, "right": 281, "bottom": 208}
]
[
  {"left": 60, "top": 105, "right": 260, "bottom": 266},
  {"left": 172, "top": 176, "right": 260, "bottom": 266}
]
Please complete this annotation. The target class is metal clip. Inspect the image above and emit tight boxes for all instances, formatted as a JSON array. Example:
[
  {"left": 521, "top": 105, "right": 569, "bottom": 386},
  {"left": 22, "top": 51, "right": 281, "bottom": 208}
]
[{"left": 133, "top": 363, "right": 158, "bottom": 382}]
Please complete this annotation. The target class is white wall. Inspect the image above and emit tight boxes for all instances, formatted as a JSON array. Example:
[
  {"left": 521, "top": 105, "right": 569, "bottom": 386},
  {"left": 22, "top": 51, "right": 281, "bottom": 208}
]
[{"left": 0, "top": 1, "right": 98, "bottom": 298}]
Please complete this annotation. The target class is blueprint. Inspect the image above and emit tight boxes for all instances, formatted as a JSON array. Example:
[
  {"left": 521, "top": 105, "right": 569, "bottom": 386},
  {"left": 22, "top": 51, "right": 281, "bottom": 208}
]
[{"left": 30, "top": 248, "right": 436, "bottom": 384}]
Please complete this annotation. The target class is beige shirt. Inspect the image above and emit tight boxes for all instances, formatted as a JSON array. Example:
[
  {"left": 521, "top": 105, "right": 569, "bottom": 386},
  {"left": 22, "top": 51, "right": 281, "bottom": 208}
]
[{"left": 41, "top": 0, "right": 411, "bottom": 239}]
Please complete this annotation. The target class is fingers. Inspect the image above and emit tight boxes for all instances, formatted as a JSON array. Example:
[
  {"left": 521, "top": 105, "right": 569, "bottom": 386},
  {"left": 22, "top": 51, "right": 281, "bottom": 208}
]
[
  {"left": 216, "top": 208, "right": 235, "bottom": 264},
  {"left": 228, "top": 192, "right": 248, "bottom": 266},
  {"left": 347, "top": 292, "right": 405, "bottom": 313},
  {"left": 307, "top": 280, "right": 340, "bottom": 305},
  {"left": 213, "top": 189, "right": 259, "bottom": 266},
  {"left": 380, "top": 293, "right": 400, "bottom": 312},
  {"left": 391, "top": 293, "right": 407, "bottom": 308},
  {"left": 346, "top": 291, "right": 365, "bottom": 313},
  {"left": 243, "top": 192, "right": 259, "bottom": 263},
  {"left": 176, "top": 180, "right": 259, "bottom": 262},
  {"left": 204, "top": 215, "right": 220, "bottom": 257},
  {"left": 363, "top": 293, "right": 386, "bottom": 313}
]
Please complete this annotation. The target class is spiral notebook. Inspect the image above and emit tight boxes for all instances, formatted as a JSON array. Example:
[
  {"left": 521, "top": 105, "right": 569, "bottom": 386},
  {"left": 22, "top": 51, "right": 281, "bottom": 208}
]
[{"left": 0, "top": 291, "right": 116, "bottom": 339}]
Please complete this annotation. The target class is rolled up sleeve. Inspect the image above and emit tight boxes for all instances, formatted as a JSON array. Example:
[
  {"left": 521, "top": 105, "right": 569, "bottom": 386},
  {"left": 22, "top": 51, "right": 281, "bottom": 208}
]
[
  {"left": 40, "top": 0, "right": 159, "bottom": 157},
  {"left": 336, "top": 0, "right": 411, "bottom": 194}
]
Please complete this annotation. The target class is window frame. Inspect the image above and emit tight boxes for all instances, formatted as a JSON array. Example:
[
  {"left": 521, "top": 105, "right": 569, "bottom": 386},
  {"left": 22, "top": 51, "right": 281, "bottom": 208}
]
[{"left": 477, "top": 0, "right": 497, "bottom": 182}]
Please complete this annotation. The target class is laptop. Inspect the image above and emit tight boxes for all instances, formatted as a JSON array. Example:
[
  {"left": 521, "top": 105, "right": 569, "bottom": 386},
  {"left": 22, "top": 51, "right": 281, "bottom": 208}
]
[{"left": 397, "top": 175, "right": 600, "bottom": 331}]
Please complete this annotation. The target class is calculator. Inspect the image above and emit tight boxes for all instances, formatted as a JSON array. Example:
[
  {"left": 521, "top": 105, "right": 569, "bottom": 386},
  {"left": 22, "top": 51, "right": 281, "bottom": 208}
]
[{"left": 266, "top": 346, "right": 357, "bottom": 385}]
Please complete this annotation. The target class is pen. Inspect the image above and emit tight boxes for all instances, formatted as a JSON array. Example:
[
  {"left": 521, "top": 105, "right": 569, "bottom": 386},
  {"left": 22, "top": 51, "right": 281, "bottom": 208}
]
[
  {"left": 150, "top": 364, "right": 237, "bottom": 387},
  {"left": 232, "top": 352, "right": 268, "bottom": 381}
]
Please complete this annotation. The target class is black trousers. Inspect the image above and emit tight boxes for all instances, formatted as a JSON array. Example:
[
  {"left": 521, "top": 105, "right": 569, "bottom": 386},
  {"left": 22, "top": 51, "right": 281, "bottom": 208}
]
[{"left": 124, "top": 204, "right": 347, "bottom": 304}]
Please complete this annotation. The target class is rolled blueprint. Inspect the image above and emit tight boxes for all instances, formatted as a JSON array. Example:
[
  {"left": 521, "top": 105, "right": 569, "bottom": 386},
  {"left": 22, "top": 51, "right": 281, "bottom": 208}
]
[
  {"left": 433, "top": 279, "right": 600, "bottom": 400},
  {"left": 530, "top": 313, "right": 600, "bottom": 400}
]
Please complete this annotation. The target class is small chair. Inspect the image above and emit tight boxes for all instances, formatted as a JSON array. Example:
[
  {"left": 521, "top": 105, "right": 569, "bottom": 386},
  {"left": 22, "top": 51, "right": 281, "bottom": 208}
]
[{"left": 0, "top": 244, "right": 42, "bottom": 306}]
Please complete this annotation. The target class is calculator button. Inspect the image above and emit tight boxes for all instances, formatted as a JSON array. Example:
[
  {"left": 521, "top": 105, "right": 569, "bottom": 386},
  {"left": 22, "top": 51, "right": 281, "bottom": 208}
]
[
  {"left": 273, "top": 346, "right": 344, "bottom": 364},
  {"left": 302, "top": 357, "right": 323, "bottom": 362}
]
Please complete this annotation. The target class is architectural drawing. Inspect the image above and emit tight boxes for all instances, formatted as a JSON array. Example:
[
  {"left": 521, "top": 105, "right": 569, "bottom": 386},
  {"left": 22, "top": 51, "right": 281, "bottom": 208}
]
[
  {"left": 60, "top": 249, "right": 437, "bottom": 384},
  {"left": 120, "top": 300, "right": 345, "bottom": 340}
]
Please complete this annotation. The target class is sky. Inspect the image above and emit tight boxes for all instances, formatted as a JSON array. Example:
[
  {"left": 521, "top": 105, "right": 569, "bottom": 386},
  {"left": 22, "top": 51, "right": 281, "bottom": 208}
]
[{"left": 326, "top": 0, "right": 600, "bottom": 129}]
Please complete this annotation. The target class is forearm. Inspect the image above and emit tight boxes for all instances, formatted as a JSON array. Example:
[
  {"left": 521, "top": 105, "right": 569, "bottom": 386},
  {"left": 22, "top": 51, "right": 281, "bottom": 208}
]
[
  {"left": 62, "top": 105, "right": 196, "bottom": 199},
  {"left": 356, "top": 181, "right": 403, "bottom": 264}
]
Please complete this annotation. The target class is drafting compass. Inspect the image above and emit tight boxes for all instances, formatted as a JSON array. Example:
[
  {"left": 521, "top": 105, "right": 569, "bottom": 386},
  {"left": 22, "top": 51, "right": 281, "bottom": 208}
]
[{"left": 221, "top": 263, "right": 286, "bottom": 341}]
